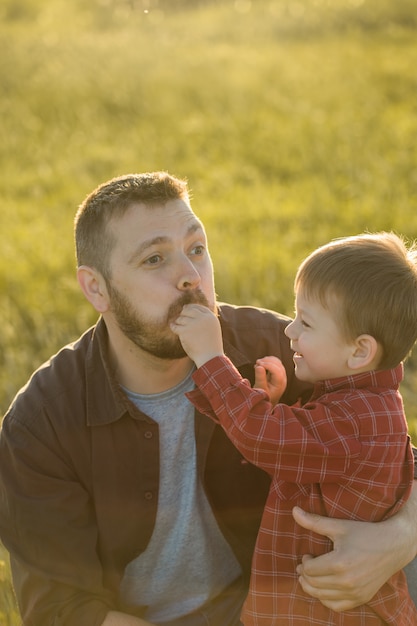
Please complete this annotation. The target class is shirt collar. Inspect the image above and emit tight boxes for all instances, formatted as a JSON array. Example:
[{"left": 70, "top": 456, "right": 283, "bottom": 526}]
[
  {"left": 311, "top": 363, "right": 404, "bottom": 400},
  {"left": 85, "top": 318, "right": 136, "bottom": 426},
  {"left": 84, "top": 318, "right": 198, "bottom": 427}
]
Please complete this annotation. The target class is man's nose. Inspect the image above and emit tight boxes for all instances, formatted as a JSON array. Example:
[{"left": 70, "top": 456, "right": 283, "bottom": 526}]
[{"left": 177, "top": 258, "right": 201, "bottom": 290}]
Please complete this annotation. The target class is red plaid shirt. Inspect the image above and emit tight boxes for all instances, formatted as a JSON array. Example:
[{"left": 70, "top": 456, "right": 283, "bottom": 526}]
[{"left": 187, "top": 356, "right": 416, "bottom": 625}]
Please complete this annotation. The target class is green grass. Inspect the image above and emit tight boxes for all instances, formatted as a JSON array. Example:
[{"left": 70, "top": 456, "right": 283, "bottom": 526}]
[
  {"left": 1, "top": 0, "right": 417, "bottom": 619},
  {"left": 0, "top": 543, "right": 18, "bottom": 625}
]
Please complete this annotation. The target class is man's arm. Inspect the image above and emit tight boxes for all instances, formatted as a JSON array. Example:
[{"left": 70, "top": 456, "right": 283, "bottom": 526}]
[
  {"left": 101, "top": 611, "right": 154, "bottom": 625},
  {"left": 293, "top": 482, "right": 417, "bottom": 612}
]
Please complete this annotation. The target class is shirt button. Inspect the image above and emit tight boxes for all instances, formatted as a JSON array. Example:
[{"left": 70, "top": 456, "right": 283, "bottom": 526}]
[
  {"left": 144, "top": 491, "right": 153, "bottom": 500},
  {"left": 144, "top": 431, "right": 153, "bottom": 439}
]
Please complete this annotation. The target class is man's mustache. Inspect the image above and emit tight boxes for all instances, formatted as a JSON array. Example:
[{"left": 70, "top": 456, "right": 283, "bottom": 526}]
[{"left": 167, "top": 290, "right": 211, "bottom": 323}]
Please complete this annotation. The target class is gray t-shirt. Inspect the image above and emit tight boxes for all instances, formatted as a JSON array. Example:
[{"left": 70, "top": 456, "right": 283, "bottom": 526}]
[
  {"left": 119, "top": 369, "right": 241, "bottom": 623},
  {"left": 405, "top": 558, "right": 417, "bottom": 608}
]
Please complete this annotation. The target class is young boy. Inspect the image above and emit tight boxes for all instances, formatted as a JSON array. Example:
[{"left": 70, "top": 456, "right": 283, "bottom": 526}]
[{"left": 171, "top": 232, "right": 417, "bottom": 625}]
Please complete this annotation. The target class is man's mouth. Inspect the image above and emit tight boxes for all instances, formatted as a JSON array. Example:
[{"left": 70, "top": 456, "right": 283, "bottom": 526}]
[{"left": 167, "top": 290, "right": 211, "bottom": 323}]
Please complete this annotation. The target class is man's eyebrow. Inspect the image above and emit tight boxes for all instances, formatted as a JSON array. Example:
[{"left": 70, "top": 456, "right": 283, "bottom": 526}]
[
  {"left": 128, "top": 222, "right": 204, "bottom": 265},
  {"left": 133, "top": 236, "right": 168, "bottom": 257},
  {"left": 186, "top": 221, "right": 205, "bottom": 239}
]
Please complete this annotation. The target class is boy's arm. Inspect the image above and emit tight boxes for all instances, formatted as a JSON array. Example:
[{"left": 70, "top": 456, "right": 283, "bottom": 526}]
[
  {"left": 172, "top": 306, "right": 288, "bottom": 404},
  {"left": 293, "top": 481, "right": 417, "bottom": 611}
]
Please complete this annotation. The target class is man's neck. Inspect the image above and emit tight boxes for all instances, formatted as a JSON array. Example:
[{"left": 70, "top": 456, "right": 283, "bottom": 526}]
[{"left": 107, "top": 328, "right": 194, "bottom": 395}]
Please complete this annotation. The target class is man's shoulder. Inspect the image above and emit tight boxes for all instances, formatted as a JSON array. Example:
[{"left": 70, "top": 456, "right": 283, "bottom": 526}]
[
  {"left": 217, "top": 301, "right": 293, "bottom": 370},
  {"left": 31, "top": 325, "right": 95, "bottom": 385},
  {"left": 5, "top": 325, "right": 97, "bottom": 422},
  {"left": 218, "top": 302, "right": 291, "bottom": 331}
]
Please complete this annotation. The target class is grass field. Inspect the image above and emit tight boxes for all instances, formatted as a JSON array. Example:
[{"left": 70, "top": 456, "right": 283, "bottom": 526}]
[{"left": 1, "top": 0, "right": 417, "bottom": 620}]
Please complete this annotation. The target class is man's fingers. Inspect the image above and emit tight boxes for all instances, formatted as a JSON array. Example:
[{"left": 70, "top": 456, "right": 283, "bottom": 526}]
[
  {"left": 292, "top": 506, "right": 343, "bottom": 544},
  {"left": 297, "top": 554, "right": 362, "bottom": 612},
  {"left": 297, "top": 571, "right": 367, "bottom": 612},
  {"left": 296, "top": 552, "right": 342, "bottom": 583}
]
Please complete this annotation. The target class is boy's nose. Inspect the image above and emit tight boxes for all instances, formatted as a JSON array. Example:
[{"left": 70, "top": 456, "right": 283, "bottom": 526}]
[{"left": 284, "top": 320, "right": 295, "bottom": 339}]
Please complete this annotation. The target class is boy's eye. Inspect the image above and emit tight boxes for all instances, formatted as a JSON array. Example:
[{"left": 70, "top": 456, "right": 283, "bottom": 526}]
[{"left": 301, "top": 319, "right": 311, "bottom": 328}]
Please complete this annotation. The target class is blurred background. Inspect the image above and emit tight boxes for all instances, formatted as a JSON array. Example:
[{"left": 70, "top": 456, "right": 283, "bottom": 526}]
[{"left": 1, "top": 1, "right": 417, "bottom": 619}]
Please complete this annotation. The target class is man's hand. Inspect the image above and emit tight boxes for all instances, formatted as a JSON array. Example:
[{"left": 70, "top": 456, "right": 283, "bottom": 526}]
[
  {"left": 292, "top": 495, "right": 417, "bottom": 612},
  {"left": 171, "top": 304, "right": 224, "bottom": 367},
  {"left": 254, "top": 356, "right": 287, "bottom": 406}
]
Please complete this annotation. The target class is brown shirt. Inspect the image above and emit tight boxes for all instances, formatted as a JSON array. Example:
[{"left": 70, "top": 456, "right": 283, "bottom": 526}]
[{"left": 0, "top": 303, "right": 307, "bottom": 626}]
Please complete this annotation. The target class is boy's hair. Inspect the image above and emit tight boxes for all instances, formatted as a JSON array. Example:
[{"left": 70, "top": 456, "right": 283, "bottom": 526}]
[
  {"left": 295, "top": 232, "right": 417, "bottom": 369},
  {"left": 74, "top": 172, "right": 189, "bottom": 280}
]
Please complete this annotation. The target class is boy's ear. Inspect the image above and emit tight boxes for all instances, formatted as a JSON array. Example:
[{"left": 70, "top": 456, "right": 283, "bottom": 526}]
[
  {"left": 348, "top": 334, "right": 381, "bottom": 370},
  {"left": 77, "top": 265, "right": 110, "bottom": 314}
]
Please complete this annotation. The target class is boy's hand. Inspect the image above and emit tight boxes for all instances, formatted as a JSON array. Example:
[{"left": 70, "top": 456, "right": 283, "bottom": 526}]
[
  {"left": 254, "top": 356, "right": 287, "bottom": 405},
  {"left": 170, "top": 304, "right": 224, "bottom": 367}
]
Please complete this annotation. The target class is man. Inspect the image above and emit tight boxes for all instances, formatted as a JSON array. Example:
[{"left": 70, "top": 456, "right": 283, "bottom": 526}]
[{"left": 0, "top": 172, "right": 416, "bottom": 626}]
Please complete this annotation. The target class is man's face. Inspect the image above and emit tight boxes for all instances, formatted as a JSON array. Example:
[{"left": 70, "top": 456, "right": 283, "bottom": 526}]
[{"left": 104, "top": 198, "right": 216, "bottom": 360}]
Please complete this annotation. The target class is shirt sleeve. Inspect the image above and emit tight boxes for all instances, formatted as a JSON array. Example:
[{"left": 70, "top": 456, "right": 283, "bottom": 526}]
[
  {"left": 0, "top": 408, "right": 114, "bottom": 626},
  {"left": 413, "top": 446, "right": 417, "bottom": 480},
  {"left": 188, "top": 355, "right": 362, "bottom": 482}
]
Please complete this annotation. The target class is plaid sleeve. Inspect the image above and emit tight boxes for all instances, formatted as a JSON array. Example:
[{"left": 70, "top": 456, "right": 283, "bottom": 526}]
[
  {"left": 190, "top": 356, "right": 362, "bottom": 482},
  {"left": 413, "top": 447, "right": 417, "bottom": 479}
]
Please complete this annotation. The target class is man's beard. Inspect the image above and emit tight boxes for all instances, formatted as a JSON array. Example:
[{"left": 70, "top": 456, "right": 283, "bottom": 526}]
[{"left": 107, "top": 284, "right": 214, "bottom": 360}]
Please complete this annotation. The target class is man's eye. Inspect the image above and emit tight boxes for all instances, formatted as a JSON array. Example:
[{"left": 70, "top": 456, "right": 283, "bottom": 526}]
[
  {"left": 145, "top": 254, "right": 162, "bottom": 265},
  {"left": 190, "top": 245, "right": 205, "bottom": 256}
]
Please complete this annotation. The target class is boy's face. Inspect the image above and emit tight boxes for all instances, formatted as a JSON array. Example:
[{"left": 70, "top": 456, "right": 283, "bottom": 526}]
[{"left": 285, "top": 290, "right": 355, "bottom": 383}]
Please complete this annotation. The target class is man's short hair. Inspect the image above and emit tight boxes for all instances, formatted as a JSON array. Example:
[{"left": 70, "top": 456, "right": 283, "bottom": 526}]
[{"left": 74, "top": 172, "right": 189, "bottom": 279}]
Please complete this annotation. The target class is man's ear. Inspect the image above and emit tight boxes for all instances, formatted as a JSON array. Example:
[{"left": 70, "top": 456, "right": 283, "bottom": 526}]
[
  {"left": 77, "top": 265, "right": 110, "bottom": 314},
  {"left": 347, "top": 334, "right": 381, "bottom": 370}
]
